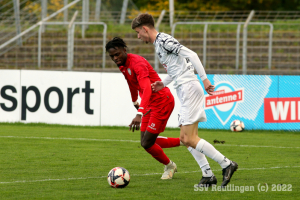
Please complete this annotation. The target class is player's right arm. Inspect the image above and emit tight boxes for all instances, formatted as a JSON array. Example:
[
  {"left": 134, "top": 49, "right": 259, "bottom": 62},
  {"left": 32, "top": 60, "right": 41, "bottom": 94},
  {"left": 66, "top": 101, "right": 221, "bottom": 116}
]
[
  {"left": 127, "top": 82, "right": 141, "bottom": 132},
  {"left": 151, "top": 73, "right": 173, "bottom": 92},
  {"left": 162, "top": 74, "right": 173, "bottom": 87},
  {"left": 133, "top": 101, "right": 139, "bottom": 110},
  {"left": 129, "top": 77, "right": 152, "bottom": 132},
  {"left": 126, "top": 79, "right": 140, "bottom": 109}
]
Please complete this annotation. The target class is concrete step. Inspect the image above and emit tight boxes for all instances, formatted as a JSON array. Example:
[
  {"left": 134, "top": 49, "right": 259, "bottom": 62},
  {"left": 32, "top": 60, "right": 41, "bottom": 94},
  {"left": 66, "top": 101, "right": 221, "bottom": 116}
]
[
  {"left": 3, "top": 44, "right": 299, "bottom": 55},
  {"left": 1, "top": 30, "right": 299, "bottom": 38},
  {"left": 22, "top": 36, "right": 300, "bottom": 46},
  {"left": 2, "top": 50, "right": 299, "bottom": 62},
  {"left": 2, "top": 59, "right": 300, "bottom": 70}
]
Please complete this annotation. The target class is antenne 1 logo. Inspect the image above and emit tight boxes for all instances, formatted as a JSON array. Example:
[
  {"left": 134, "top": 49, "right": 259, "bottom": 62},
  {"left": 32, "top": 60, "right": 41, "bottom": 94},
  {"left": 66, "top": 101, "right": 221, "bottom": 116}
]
[{"left": 204, "top": 81, "right": 244, "bottom": 125}]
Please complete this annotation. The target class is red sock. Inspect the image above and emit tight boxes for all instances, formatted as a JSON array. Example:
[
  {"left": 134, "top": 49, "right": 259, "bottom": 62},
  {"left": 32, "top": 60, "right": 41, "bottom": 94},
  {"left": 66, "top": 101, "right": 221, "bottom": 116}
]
[
  {"left": 145, "top": 144, "right": 170, "bottom": 165},
  {"left": 155, "top": 136, "right": 180, "bottom": 148}
]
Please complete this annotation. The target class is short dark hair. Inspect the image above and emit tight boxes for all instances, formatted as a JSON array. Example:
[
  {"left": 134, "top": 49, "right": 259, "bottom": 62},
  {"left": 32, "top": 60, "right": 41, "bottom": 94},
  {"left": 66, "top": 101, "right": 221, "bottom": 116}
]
[
  {"left": 131, "top": 13, "right": 155, "bottom": 29},
  {"left": 105, "top": 37, "right": 127, "bottom": 52}
]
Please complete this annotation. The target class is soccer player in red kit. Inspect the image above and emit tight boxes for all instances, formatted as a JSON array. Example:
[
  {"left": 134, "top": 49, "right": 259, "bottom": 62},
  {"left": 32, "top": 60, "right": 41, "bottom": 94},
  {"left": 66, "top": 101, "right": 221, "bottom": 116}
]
[{"left": 106, "top": 37, "right": 179, "bottom": 179}]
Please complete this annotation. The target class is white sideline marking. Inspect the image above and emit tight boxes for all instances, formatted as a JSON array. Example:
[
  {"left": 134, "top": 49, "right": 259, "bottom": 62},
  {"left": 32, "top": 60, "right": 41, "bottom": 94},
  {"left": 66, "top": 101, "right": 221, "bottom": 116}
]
[
  {"left": 0, "top": 136, "right": 140, "bottom": 143},
  {"left": 0, "top": 177, "right": 104, "bottom": 184},
  {"left": 214, "top": 144, "right": 300, "bottom": 149},
  {"left": 0, "top": 166, "right": 299, "bottom": 184},
  {"left": 0, "top": 136, "right": 299, "bottom": 149}
]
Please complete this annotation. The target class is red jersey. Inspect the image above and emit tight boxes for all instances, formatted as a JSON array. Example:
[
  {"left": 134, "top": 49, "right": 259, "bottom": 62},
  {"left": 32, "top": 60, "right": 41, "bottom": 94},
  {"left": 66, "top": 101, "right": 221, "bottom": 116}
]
[{"left": 119, "top": 53, "right": 170, "bottom": 114}]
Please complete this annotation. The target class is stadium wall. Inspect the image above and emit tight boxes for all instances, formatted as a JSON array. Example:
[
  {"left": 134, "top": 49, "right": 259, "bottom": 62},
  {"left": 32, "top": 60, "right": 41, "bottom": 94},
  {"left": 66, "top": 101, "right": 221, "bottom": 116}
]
[{"left": 0, "top": 70, "right": 299, "bottom": 131}]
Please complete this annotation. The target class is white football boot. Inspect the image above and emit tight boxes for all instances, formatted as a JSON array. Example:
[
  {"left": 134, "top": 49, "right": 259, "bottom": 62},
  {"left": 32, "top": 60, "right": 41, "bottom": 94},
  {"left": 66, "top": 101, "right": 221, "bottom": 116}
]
[{"left": 161, "top": 161, "right": 177, "bottom": 179}]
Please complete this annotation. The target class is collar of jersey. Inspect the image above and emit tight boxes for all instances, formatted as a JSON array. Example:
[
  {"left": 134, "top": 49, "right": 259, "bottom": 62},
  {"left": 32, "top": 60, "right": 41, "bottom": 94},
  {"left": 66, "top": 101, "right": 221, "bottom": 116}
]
[
  {"left": 154, "top": 33, "right": 161, "bottom": 44},
  {"left": 119, "top": 53, "right": 131, "bottom": 71}
]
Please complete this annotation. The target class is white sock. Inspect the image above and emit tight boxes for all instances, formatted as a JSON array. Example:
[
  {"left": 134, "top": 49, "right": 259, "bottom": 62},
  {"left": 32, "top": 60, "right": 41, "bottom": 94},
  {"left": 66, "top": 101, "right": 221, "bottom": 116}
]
[
  {"left": 187, "top": 146, "right": 213, "bottom": 177},
  {"left": 195, "top": 139, "right": 230, "bottom": 169},
  {"left": 166, "top": 160, "right": 173, "bottom": 166}
]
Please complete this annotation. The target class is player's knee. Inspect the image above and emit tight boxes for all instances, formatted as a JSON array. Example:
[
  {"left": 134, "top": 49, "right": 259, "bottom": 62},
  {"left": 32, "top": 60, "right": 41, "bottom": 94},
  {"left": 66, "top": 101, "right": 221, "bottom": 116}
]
[
  {"left": 141, "top": 139, "right": 154, "bottom": 149},
  {"left": 180, "top": 135, "right": 185, "bottom": 143},
  {"left": 180, "top": 136, "right": 190, "bottom": 147}
]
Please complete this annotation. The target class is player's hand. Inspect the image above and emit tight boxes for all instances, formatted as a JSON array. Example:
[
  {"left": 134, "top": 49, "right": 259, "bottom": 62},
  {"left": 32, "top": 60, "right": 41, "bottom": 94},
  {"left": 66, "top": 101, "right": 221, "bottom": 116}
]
[
  {"left": 203, "top": 78, "right": 215, "bottom": 95},
  {"left": 151, "top": 81, "right": 164, "bottom": 92},
  {"left": 129, "top": 114, "right": 142, "bottom": 132}
]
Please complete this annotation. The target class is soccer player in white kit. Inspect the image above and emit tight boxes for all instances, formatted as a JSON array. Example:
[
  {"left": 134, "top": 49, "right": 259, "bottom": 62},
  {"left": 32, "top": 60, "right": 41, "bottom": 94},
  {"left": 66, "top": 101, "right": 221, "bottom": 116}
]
[{"left": 131, "top": 13, "right": 238, "bottom": 187}]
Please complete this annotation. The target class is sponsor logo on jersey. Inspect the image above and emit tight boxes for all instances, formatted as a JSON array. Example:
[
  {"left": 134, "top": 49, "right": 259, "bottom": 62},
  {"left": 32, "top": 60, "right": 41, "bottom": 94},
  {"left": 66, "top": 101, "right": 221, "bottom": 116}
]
[
  {"left": 264, "top": 97, "right": 300, "bottom": 123},
  {"left": 204, "top": 82, "right": 244, "bottom": 125},
  {"left": 148, "top": 123, "right": 156, "bottom": 130}
]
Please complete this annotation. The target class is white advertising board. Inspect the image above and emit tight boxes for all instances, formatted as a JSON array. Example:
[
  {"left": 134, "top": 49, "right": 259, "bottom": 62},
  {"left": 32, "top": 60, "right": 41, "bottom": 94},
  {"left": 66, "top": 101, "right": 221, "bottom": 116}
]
[
  {"left": 2, "top": 70, "right": 298, "bottom": 130},
  {"left": 0, "top": 70, "right": 21, "bottom": 122},
  {"left": 0, "top": 70, "right": 180, "bottom": 128},
  {"left": 100, "top": 73, "right": 180, "bottom": 128},
  {"left": 100, "top": 72, "right": 139, "bottom": 126},
  {"left": 20, "top": 70, "right": 101, "bottom": 125}
]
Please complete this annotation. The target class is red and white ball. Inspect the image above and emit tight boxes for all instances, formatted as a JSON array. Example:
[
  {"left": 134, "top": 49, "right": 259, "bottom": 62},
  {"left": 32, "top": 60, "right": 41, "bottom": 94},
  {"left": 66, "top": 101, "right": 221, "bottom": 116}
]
[
  {"left": 107, "top": 167, "right": 130, "bottom": 188},
  {"left": 230, "top": 120, "right": 245, "bottom": 132}
]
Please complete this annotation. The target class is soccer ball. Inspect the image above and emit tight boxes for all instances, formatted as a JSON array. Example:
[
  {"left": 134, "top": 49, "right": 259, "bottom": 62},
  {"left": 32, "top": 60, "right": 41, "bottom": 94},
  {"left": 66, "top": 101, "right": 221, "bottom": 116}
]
[
  {"left": 107, "top": 167, "right": 130, "bottom": 188},
  {"left": 230, "top": 120, "right": 245, "bottom": 132}
]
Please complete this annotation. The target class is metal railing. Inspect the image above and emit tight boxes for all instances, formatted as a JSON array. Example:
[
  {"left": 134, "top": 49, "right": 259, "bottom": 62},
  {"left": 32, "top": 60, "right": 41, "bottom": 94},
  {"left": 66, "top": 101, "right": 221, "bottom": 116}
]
[
  {"left": 1, "top": 6, "right": 300, "bottom": 72},
  {"left": 0, "top": 0, "right": 82, "bottom": 54},
  {"left": 38, "top": 21, "right": 107, "bottom": 69},
  {"left": 171, "top": 21, "right": 273, "bottom": 74},
  {"left": 0, "top": 0, "right": 41, "bottom": 50},
  {"left": 85, "top": 10, "right": 300, "bottom": 24}
]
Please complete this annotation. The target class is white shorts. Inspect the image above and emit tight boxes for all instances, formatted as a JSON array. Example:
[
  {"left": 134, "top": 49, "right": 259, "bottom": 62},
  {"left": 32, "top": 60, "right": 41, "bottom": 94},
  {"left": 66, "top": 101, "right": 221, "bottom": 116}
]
[{"left": 176, "top": 80, "right": 207, "bottom": 126}]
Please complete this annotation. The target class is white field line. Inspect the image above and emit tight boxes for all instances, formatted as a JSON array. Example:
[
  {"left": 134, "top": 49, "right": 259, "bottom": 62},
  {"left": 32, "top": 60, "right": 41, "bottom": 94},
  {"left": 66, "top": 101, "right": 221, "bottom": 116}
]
[
  {"left": 0, "top": 136, "right": 140, "bottom": 143},
  {"left": 0, "top": 135, "right": 299, "bottom": 149},
  {"left": 0, "top": 166, "right": 299, "bottom": 184},
  {"left": 214, "top": 144, "right": 300, "bottom": 149}
]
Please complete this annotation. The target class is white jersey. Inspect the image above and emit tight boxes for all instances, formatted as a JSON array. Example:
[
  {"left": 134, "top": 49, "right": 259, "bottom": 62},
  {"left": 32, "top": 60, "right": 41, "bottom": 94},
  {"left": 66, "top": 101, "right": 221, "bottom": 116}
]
[
  {"left": 154, "top": 32, "right": 208, "bottom": 126},
  {"left": 154, "top": 32, "right": 207, "bottom": 89}
]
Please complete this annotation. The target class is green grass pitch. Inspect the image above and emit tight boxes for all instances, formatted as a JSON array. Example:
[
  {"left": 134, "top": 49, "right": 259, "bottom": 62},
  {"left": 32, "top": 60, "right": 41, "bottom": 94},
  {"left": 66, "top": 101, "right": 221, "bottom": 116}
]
[{"left": 0, "top": 123, "right": 299, "bottom": 200}]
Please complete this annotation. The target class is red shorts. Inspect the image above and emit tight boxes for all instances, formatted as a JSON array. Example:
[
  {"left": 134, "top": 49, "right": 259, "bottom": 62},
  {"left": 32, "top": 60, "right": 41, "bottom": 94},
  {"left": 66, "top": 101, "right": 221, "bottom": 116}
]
[{"left": 141, "top": 90, "right": 175, "bottom": 134}]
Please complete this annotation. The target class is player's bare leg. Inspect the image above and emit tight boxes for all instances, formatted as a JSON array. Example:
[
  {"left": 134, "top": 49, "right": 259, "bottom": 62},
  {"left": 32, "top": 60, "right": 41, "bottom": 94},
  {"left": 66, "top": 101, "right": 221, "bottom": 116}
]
[
  {"left": 179, "top": 124, "right": 216, "bottom": 187},
  {"left": 141, "top": 131, "right": 177, "bottom": 179},
  {"left": 179, "top": 123, "right": 199, "bottom": 148},
  {"left": 180, "top": 123, "right": 237, "bottom": 187}
]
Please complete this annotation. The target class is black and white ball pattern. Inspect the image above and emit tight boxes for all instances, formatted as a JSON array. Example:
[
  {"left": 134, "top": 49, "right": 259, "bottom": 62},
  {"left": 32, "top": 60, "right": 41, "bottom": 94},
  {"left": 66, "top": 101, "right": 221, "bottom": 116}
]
[
  {"left": 107, "top": 167, "right": 130, "bottom": 188},
  {"left": 230, "top": 120, "right": 245, "bottom": 132}
]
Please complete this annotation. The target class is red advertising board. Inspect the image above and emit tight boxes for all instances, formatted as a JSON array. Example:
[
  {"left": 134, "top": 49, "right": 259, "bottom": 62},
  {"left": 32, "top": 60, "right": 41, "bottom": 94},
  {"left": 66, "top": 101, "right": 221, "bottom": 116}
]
[
  {"left": 264, "top": 97, "right": 300, "bottom": 123},
  {"left": 206, "top": 89, "right": 243, "bottom": 108}
]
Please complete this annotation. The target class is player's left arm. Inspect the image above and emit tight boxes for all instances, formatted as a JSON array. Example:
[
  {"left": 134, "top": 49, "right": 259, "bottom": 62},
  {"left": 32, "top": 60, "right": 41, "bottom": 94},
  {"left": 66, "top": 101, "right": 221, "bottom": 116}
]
[{"left": 178, "top": 46, "right": 215, "bottom": 95}]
